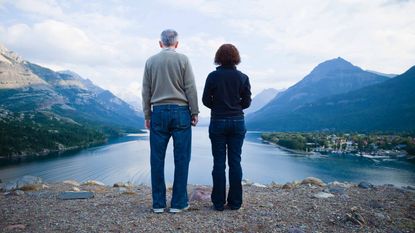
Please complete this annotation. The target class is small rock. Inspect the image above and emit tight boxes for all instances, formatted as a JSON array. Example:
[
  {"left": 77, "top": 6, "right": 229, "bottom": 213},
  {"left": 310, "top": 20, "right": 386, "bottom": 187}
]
[
  {"left": 374, "top": 212, "right": 389, "bottom": 221},
  {"left": 113, "top": 182, "right": 125, "bottom": 187},
  {"left": 1, "top": 182, "right": 17, "bottom": 192},
  {"left": 282, "top": 183, "right": 294, "bottom": 190},
  {"left": 71, "top": 187, "right": 81, "bottom": 192},
  {"left": 313, "top": 192, "right": 334, "bottom": 199},
  {"left": 301, "top": 177, "right": 326, "bottom": 187},
  {"left": 241, "top": 179, "right": 253, "bottom": 186},
  {"left": 63, "top": 180, "right": 80, "bottom": 186},
  {"left": 259, "top": 202, "right": 274, "bottom": 208},
  {"left": 113, "top": 182, "right": 133, "bottom": 188},
  {"left": 368, "top": 199, "right": 383, "bottom": 209},
  {"left": 16, "top": 176, "right": 43, "bottom": 189},
  {"left": 14, "top": 190, "right": 25, "bottom": 196},
  {"left": 283, "top": 181, "right": 301, "bottom": 190},
  {"left": 358, "top": 181, "right": 374, "bottom": 189},
  {"left": 1, "top": 176, "right": 43, "bottom": 192},
  {"left": 190, "top": 186, "right": 211, "bottom": 201},
  {"left": 115, "top": 187, "right": 128, "bottom": 193},
  {"left": 288, "top": 227, "right": 305, "bottom": 233},
  {"left": 5, "top": 190, "right": 25, "bottom": 196},
  {"left": 82, "top": 180, "right": 105, "bottom": 186},
  {"left": 328, "top": 181, "right": 352, "bottom": 189},
  {"left": 5, "top": 224, "right": 26, "bottom": 230},
  {"left": 58, "top": 191, "right": 94, "bottom": 200},
  {"left": 269, "top": 181, "right": 281, "bottom": 188},
  {"left": 252, "top": 183, "right": 267, "bottom": 188},
  {"left": 328, "top": 187, "right": 346, "bottom": 195}
]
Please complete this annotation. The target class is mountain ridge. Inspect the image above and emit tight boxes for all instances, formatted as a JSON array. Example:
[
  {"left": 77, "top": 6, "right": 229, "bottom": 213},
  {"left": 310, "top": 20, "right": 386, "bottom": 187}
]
[
  {"left": 247, "top": 63, "right": 415, "bottom": 132},
  {"left": 0, "top": 44, "right": 143, "bottom": 157},
  {"left": 248, "top": 57, "right": 389, "bottom": 127}
]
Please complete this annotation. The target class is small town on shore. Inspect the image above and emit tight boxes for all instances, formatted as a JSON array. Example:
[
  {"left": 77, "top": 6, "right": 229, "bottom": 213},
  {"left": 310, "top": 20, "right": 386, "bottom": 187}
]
[{"left": 261, "top": 132, "right": 415, "bottom": 159}]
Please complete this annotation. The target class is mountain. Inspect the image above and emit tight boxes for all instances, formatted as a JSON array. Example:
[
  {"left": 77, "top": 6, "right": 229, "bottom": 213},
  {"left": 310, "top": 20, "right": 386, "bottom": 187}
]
[
  {"left": 245, "top": 88, "right": 283, "bottom": 114},
  {"left": 247, "top": 57, "right": 390, "bottom": 130},
  {"left": 25, "top": 62, "right": 143, "bottom": 128},
  {"left": 280, "top": 65, "right": 415, "bottom": 132},
  {"left": 0, "top": 44, "right": 143, "bottom": 157}
]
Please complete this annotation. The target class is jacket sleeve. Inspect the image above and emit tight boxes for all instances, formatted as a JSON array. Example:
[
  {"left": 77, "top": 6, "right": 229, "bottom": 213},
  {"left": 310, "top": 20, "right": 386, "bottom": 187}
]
[
  {"left": 183, "top": 58, "right": 200, "bottom": 115},
  {"left": 141, "top": 61, "right": 152, "bottom": 120},
  {"left": 240, "top": 76, "right": 252, "bottom": 109},
  {"left": 202, "top": 75, "right": 213, "bottom": 109}
]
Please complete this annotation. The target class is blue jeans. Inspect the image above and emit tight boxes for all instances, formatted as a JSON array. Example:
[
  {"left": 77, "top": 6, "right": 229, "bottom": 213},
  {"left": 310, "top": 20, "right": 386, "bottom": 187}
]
[
  {"left": 150, "top": 105, "right": 192, "bottom": 209},
  {"left": 209, "top": 116, "right": 246, "bottom": 209}
]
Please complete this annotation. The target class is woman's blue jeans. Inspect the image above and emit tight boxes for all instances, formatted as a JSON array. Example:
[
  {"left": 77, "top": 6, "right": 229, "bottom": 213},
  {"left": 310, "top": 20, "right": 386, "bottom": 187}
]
[
  {"left": 150, "top": 105, "right": 191, "bottom": 209},
  {"left": 209, "top": 116, "right": 246, "bottom": 209}
]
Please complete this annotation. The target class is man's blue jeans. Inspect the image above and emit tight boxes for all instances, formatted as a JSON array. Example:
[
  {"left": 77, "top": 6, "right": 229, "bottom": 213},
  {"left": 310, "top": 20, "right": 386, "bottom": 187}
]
[
  {"left": 209, "top": 116, "right": 246, "bottom": 209},
  {"left": 150, "top": 105, "right": 191, "bottom": 209}
]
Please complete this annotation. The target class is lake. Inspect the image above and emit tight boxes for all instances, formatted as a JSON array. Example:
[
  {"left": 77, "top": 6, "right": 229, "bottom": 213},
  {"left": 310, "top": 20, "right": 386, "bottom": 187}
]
[{"left": 1, "top": 127, "right": 414, "bottom": 187}]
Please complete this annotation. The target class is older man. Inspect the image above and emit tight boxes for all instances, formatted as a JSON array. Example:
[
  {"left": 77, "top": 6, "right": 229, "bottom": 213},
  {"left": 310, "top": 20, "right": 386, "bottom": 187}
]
[{"left": 142, "top": 29, "right": 199, "bottom": 213}]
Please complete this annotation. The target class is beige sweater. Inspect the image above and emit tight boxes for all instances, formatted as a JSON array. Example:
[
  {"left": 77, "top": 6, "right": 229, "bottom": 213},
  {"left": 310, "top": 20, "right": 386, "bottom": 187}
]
[{"left": 142, "top": 48, "right": 199, "bottom": 120}]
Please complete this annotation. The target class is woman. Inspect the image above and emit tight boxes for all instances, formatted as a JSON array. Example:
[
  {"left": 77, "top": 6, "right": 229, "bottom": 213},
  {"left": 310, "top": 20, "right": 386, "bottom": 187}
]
[{"left": 202, "top": 44, "right": 252, "bottom": 211}]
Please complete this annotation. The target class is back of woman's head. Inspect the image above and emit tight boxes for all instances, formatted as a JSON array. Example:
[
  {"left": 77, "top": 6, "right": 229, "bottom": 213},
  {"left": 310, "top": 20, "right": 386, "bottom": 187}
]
[{"left": 214, "top": 44, "right": 241, "bottom": 66}]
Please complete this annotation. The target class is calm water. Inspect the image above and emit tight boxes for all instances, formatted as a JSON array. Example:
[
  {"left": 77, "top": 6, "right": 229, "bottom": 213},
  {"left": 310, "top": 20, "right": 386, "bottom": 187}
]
[{"left": 1, "top": 127, "right": 414, "bottom": 187}]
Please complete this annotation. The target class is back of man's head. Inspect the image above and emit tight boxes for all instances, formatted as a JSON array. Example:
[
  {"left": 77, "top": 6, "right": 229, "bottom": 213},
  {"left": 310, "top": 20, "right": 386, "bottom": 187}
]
[{"left": 160, "top": 29, "right": 178, "bottom": 47}]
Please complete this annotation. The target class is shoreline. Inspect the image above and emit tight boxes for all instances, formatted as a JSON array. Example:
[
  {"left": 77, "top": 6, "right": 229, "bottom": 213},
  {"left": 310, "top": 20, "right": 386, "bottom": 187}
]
[
  {"left": 262, "top": 138, "right": 415, "bottom": 160},
  {"left": 262, "top": 139, "right": 317, "bottom": 155},
  {"left": 0, "top": 139, "right": 108, "bottom": 160},
  {"left": 0, "top": 132, "right": 146, "bottom": 161},
  {"left": 1, "top": 176, "right": 414, "bottom": 232}
]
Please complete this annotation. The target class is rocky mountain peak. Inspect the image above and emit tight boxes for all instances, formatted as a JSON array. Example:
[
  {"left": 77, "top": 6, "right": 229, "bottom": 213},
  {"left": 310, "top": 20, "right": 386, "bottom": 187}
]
[
  {"left": 0, "top": 43, "right": 24, "bottom": 64},
  {"left": 310, "top": 57, "right": 359, "bottom": 74},
  {"left": 302, "top": 57, "right": 365, "bottom": 83}
]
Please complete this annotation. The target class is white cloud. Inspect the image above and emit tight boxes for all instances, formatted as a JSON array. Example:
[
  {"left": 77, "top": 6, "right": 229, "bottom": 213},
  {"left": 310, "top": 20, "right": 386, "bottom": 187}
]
[
  {"left": 10, "top": 0, "right": 64, "bottom": 18},
  {"left": 2, "top": 20, "right": 115, "bottom": 65},
  {"left": 1, "top": 0, "right": 414, "bottom": 117},
  {"left": 163, "top": 0, "right": 222, "bottom": 15}
]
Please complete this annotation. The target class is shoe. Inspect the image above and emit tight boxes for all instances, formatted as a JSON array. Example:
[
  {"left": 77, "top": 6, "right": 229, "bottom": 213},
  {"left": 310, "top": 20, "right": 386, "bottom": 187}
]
[
  {"left": 169, "top": 205, "right": 189, "bottom": 213},
  {"left": 153, "top": 208, "right": 165, "bottom": 213},
  {"left": 213, "top": 205, "right": 224, "bottom": 211},
  {"left": 227, "top": 205, "right": 241, "bottom": 210}
]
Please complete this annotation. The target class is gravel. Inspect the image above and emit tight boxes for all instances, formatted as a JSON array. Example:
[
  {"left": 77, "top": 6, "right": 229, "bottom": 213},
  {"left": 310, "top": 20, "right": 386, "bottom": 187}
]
[{"left": 1, "top": 181, "right": 414, "bottom": 232}]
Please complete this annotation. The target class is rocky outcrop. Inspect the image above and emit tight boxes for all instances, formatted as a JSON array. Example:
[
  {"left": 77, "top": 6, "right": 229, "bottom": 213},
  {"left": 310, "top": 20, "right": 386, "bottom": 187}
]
[{"left": 0, "top": 175, "right": 44, "bottom": 192}]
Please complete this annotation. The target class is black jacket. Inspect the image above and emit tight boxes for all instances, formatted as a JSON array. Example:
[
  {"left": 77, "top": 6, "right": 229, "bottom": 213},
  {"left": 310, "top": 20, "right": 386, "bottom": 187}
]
[{"left": 202, "top": 65, "right": 251, "bottom": 118}]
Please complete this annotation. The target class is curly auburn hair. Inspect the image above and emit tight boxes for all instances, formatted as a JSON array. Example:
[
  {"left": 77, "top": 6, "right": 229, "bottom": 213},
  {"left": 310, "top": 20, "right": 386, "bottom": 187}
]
[{"left": 214, "top": 44, "right": 241, "bottom": 66}]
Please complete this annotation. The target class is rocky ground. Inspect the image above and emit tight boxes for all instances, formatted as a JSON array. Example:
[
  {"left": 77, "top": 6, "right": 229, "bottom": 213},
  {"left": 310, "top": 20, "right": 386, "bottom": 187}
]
[{"left": 1, "top": 177, "right": 414, "bottom": 233}]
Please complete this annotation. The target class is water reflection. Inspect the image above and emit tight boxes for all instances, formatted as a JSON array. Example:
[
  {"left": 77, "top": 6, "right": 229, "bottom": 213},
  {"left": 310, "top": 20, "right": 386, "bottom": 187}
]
[{"left": 0, "top": 128, "right": 414, "bottom": 187}]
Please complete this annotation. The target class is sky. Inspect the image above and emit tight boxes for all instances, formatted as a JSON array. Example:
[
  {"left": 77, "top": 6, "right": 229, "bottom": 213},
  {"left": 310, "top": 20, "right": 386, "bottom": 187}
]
[{"left": 0, "top": 0, "right": 414, "bottom": 116}]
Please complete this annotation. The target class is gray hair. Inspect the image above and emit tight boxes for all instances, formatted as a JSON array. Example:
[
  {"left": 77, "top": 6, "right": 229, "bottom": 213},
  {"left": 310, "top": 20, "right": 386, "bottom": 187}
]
[{"left": 160, "top": 29, "right": 178, "bottom": 47}]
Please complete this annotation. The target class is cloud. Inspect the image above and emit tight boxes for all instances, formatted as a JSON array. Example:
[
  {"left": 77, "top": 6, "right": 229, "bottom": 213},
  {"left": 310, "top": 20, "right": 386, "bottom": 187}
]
[
  {"left": 162, "top": 0, "right": 222, "bottom": 15},
  {"left": 2, "top": 20, "right": 116, "bottom": 65},
  {"left": 1, "top": 0, "right": 414, "bottom": 116},
  {"left": 9, "top": 0, "right": 64, "bottom": 18}
]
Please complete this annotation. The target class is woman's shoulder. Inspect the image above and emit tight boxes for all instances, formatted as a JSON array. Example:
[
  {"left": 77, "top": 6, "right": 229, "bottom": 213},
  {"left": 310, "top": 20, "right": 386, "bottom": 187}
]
[{"left": 236, "top": 70, "right": 249, "bottom": 80}]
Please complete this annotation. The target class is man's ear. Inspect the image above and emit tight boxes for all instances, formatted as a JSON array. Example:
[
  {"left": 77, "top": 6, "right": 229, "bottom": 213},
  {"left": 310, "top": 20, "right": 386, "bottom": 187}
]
[
  {"left": 174, "top": 41, "right": 179, "bottom": 48},
  {"left": 159, "top": 41, "right": 163, "bottom": 48}
]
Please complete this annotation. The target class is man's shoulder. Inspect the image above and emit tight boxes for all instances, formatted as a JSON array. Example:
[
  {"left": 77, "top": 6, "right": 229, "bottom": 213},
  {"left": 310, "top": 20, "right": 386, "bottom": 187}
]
[
  {"left": 145, "top": 53, "right": 159, "bottom": 65},
  {"left": 174, "top": 51, "right": 190, "bottom": 62},
  {"left": 148, "top": 51, "right": 189, "bottom": 62}
]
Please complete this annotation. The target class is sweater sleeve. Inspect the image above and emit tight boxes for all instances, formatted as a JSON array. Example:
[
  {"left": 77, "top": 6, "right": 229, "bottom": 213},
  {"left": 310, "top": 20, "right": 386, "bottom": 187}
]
[
  {"left": 240, "top": 76, "right": 252, "bottom": 109},
  {"left": 202, "top": 75, "right": 213, "bottom": 109},
  {"left": 141, "top": 61, "right": 152, "bottom": 120},
  {"left": 183, "top": 58, "right": 199, "bottom": 115}
]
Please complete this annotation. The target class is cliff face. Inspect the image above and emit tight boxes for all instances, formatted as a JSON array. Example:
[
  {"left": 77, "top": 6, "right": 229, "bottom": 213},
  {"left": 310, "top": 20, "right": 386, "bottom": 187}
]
[{"left": 0, "top": 44, "right": 143, "bottom": 157}]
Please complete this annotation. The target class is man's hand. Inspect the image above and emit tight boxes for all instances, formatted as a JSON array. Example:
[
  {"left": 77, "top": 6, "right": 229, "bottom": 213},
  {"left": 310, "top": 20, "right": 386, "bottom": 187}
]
[
  {"left": 191, "top": 115, "right": 198, "bottom": 126},
  {"left": 145, "top": 119, "right": 151, "bottom": 129}
]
